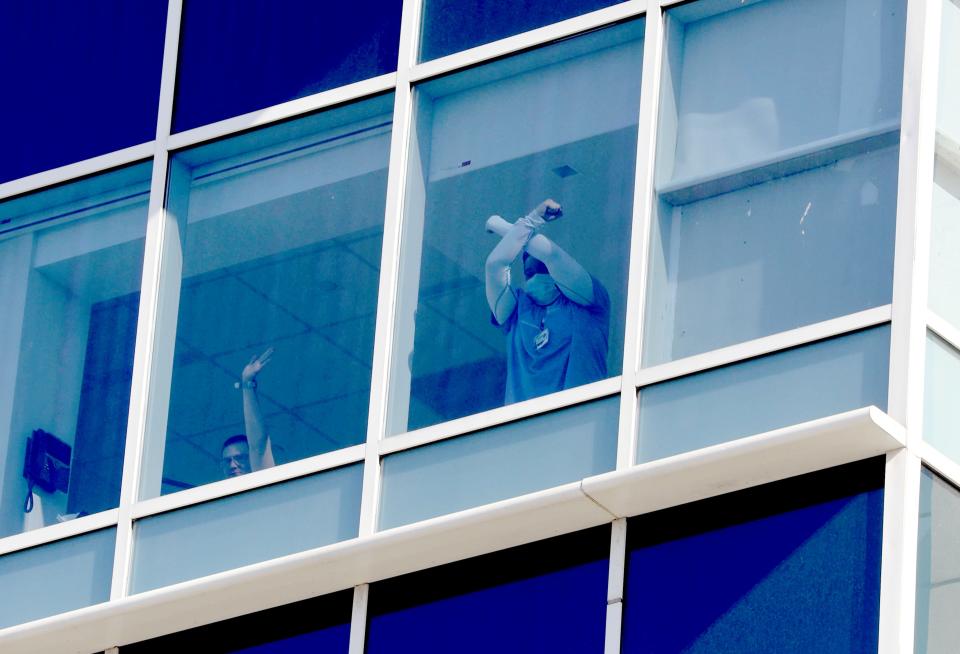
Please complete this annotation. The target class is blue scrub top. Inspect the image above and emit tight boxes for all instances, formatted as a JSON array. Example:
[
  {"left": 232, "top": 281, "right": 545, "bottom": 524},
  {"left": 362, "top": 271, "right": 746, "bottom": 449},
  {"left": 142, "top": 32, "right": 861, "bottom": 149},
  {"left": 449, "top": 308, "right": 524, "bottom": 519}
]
[{"left": 495, "top": 276, "right": 610, "bottom": 404}]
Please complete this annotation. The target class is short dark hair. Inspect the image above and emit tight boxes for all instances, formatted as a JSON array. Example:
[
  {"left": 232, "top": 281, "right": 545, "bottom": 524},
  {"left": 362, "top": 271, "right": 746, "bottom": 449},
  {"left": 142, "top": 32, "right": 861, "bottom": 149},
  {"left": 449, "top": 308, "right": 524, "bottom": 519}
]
[
  {"left": 221, "top": 434, "right": 248, "bottom": 455},
  {"left": 522, "top": 252, "right": 549, "bottom": 278}
]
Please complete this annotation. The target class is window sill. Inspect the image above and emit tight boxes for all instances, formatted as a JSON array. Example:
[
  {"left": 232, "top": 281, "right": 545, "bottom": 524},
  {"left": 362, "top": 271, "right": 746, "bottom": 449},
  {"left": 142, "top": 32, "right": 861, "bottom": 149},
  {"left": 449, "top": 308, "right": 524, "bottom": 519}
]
[
  {"left": 658, "top": 120, "right": 900, "bottom": 206},
  {"left": 0, "top": 406, "right": 904, "bottom": 654}
]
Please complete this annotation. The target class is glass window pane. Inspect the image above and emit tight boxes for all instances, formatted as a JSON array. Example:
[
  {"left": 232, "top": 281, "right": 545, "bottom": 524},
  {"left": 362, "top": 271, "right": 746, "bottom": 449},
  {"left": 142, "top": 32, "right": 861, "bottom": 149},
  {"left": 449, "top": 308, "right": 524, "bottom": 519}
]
[
  {"left": 390, "top": 21, "right": 644, "bottom": 434},
  {"left": 929, "top": 162, "right": 960, "bottom": 328},
  {"left": 173, "top": 2, "right": 402, "bottom": 132},
  {"left": 143, "top": 96, "right": 392, "bottom": 499},
  {"left": 928, "top": 0, "right": 960, "bottom": 331},
  {"left": 0, "top": 164, "right": 151, "bottom": 539},
  {"left": 915, "top": 469, "right": 960, "bottom": 654},
  {"left": 379, "top": 396, "right": 618, "bottom": 530},
  {"left": 923, "top": 332, "right": 960, "bottom": 464},
  {"left": 367, "top": 527, "right": 609, "bottom": 654},
  {"left": 937, "top": 0, "right": 960, "bottom": 145},
  {"left": 124, "top": 590, "right": 352, "bottom": 654},
  {"left": 419, "top": 0, "right": 627, "bottom": 62},
  {"left": 0, "top": 2, "right": 166, "bottom": 183},
  {"left": 623, "top": 459, "right": 884, "bottom": 653},
  {"left": 0, "top": 528, "right": 115, "bottom": 629},
  {"left": 131, "top": 464, "right": 362, "bottom": 593},
  {"left": 642, "top": 0, "right": 905, "bottom": 366},
  {"left": 637, "top": 326, "right": 890, "bottom": 463}
]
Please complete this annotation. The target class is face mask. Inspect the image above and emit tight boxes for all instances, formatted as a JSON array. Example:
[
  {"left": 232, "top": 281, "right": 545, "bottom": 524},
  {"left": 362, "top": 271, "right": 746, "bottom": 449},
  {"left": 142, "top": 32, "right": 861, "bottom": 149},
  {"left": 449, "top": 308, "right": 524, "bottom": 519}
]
[{"left": 525, "top": 274, "right": 560, "bottom": 305}]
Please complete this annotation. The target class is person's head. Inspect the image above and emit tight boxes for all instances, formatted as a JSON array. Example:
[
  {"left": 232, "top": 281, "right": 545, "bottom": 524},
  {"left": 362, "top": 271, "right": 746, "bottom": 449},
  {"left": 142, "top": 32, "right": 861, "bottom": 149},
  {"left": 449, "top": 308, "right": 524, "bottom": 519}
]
[
  {"left": 523, "top": 253, "right": 559, "bottom": 306},
  {"left": 523, "top": 252, "right": 549, "bottom": 280},
  {"left": 220, "top": 434, "right": 251, "bottom": 478}
]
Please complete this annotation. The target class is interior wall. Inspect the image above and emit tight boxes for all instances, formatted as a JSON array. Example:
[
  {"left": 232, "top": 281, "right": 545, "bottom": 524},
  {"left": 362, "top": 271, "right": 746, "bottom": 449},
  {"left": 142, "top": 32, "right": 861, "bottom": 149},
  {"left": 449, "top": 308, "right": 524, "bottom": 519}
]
[
  {"left": 671, "top": 0, "right": 904, "bottom": 181},
  {"left": 0, "top": 236, "right": 32, "bottom": 537},
  {"left": 2, "top": 267, "right": 90, "bottom": 532}
]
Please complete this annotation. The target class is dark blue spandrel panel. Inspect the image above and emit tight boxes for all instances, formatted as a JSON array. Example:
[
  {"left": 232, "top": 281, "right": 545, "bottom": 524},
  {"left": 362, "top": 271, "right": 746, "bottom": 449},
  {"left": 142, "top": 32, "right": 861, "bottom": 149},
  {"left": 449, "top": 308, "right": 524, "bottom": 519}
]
[
  {"left": 622, "top": 458, "right": 884, "bottom": 653},
  {"left": 122, "top": 590, "right": 352, "bottom": 653},
  {"left": 173, "top": 1, "right": 403, "bottom": 132},
  {"left": 420, "top": 0, "right": 627, "bottom": 61},
  {"left": 367, "top": 527, "right": 609, "bottom": 654},
  {"left": 0, "top": 2, "right": 167, "bottom": 183}
]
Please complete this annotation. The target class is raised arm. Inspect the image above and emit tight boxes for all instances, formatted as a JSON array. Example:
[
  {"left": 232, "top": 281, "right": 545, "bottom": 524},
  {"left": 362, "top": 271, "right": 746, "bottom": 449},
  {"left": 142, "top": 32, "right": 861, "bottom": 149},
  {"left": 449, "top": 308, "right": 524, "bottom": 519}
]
[
  {"left": 486, "top": 203, "right": 595, "bottom": 307},
  {"left": 240, "top": 348, "right": 276, "bottom": 471}
]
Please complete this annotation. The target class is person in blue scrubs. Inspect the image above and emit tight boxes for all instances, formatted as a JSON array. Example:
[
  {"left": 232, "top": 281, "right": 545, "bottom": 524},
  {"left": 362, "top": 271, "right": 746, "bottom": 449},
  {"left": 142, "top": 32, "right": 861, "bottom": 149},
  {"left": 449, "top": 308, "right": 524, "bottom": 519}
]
[{"left": 485, "top": 199, "right": 610, "bottom": 404}]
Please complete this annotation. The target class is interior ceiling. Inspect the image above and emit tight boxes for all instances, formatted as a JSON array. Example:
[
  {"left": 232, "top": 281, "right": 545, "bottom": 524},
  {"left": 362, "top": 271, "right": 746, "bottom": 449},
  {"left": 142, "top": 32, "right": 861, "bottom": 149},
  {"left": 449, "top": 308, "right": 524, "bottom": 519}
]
[
  {"left": 163, "top": 171, "right": 387, "bottom": 490},
  {"left": 161, "top": 128, "right": 638, "bottom": 491}
]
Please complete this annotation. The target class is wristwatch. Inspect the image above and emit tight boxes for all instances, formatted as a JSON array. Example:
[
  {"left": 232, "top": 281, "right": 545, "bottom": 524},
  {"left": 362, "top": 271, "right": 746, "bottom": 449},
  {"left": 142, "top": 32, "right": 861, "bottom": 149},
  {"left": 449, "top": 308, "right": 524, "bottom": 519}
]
[{"left": 234, "top": 380, "right": 258, "bottom": 390}]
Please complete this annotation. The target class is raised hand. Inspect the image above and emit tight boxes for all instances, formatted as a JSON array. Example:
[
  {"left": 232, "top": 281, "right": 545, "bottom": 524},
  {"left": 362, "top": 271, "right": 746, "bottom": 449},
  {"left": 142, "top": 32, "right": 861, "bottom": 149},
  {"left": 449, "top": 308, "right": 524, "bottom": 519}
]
[
  {"left": 242, "top": 347, "right": 274, "bottom": 383},
  {"left": 534, "top": 198, "right": 563, "bottom": 221}
]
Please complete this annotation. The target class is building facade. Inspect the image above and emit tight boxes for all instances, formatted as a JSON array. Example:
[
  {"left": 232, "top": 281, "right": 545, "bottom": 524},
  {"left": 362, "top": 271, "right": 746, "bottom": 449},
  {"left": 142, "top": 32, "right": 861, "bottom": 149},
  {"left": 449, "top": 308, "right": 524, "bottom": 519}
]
[{"left": 0, "top": 0, "right": 957, "bottom": 651}]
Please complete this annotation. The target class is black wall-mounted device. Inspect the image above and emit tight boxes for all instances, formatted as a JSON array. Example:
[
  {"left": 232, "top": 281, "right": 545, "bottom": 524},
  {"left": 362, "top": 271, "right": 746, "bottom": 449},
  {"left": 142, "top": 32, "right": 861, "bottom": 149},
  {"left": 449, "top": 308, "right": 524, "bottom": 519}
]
[{"left": 23, "top": 429, "right": 71, "bottom": 502}]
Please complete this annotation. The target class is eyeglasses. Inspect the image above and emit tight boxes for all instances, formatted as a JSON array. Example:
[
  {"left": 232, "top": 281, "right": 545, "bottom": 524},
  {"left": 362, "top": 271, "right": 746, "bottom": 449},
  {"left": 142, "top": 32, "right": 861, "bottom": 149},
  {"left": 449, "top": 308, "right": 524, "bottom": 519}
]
[{"left": 220, "top": 453, "right": 250, "bottom": 473}]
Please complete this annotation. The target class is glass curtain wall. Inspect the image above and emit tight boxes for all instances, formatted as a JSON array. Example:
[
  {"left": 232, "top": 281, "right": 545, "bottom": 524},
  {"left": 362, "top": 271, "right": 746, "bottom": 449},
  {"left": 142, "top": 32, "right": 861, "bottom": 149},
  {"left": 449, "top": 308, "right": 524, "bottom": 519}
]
[
  {"left": 131, "top": 464, "right": 362, "bottom": 592},
  {"left": 915, "top": 469, "right": 960, "bottom": 653},
  {"left": 0, "top": 528, "right": 115, "bottom": 629},
  {"left": 642, "top": 0, "right": 905, "bottom": 366},
  {"left": 367, "top": 527, "right": 609, "bottom": 653},
  {"left": 925, "top": 0, "right": 960, "bottom": 467},
  {"left": 419, "top": 0, "right": 627, "bottom": 61},
  {"left": 0, "top": 0, "right": 945, "bottom": 643},
  {"left": 389, "top": 20, "right": 644, "bottom": 434},
  {"left": 637, "top": 326, "right": 890, "bottom": 462},
  {"left": 623, "top": 459, "right": 884, "bottom": 652},
  {"left": 0, "top": 164, "right": 151, "bottom": 538},
  {"left": 173, "top": 1, "right": 402, "bottom": 132},
  {"left": 0, "top": 1, "right": 166, "bottom": 183},
  {"left": 141, "top": 95, "right": 393, "bottom": 497},
  {"left": 123, "top": 590, "right": 353, "bottom": 653},
  {"left": 379, "top": 396, "right": 618, "bottom": 528}
]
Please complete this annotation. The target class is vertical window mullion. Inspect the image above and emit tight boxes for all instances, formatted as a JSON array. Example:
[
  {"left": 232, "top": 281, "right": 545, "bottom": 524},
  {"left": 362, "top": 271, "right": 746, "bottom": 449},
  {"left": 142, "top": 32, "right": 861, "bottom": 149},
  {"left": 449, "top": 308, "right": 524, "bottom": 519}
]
[
  {"left": 618, "top": 2, "right": 663, "bottom": 471},
  {"left": 349, "top": 583, "right": 370, "bottom": 654},
  {"left": 878, "top": 0, "right": 943, "bottom": 647},
  {"left": 109, "top": 0, "right": 185, "bottom": 601},
  {"left": 604, "top": 518, "right": 628, "bottom": 654},
  {"left": 358, "top": 0, "right": 426, "bottom": 538}
]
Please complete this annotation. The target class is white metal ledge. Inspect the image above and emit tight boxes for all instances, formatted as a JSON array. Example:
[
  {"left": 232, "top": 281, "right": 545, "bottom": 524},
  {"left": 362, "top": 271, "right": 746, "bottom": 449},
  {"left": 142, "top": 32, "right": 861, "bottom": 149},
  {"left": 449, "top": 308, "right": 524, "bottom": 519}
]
[
  {"left": 0, "top": 406, "right": 904, "bottom": 654},
  {"left": 582, "top": 406, "right": 905, "bottom": 518}
]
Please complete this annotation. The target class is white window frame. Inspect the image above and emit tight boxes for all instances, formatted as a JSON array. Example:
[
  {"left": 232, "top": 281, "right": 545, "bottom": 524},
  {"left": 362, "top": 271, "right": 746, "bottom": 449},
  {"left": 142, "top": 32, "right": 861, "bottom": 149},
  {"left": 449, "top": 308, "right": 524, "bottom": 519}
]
[{"left": 0, "top": 0, "right": 947, "bottom": 651}]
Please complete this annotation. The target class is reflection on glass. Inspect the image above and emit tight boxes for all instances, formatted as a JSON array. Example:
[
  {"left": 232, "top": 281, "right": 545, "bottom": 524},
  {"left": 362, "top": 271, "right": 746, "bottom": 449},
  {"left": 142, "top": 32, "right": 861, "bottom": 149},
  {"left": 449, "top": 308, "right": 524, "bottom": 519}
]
[
  {"left": 131, "top": 464, "right": 362, "bottom": 593},
  {"left": 936, "top": 0, "right": 960, "bottom": 146},
  {"left": 929, "top": 0, "right": 960, "bottom": 331},
  {"left": 0, "top": 528, "right": 115, "bottom": 629},
  {"left": 1, "top": 1, "right": 167, "bottom": 183},
  {"left": 391, "top": 21, "right": 644, "bottom": 434},
  {"left": 642, "top": 0, "right": 905, "bottom": 366},
  {"left": 0, "top": 164, "right": 150, "bottom": 539},
  {"left": 123, "top": 591, "right": 353, "bottom": 653},
  {"left": 379, "top": 396, "right": 618, "bottom": 529},
  {"left": 144, "top": 95, "right": 392, "bottom": 498},
  {"left": 915, "top": 468, "right": 960, "bottom": 654},
  {"left": 923, "top": 332, "right": 960, "bottom": 464},
  {"left": 623, "top": 459, "right": 883, "bottom": 652},
  {"left": 419, "top": 0, "right": 626, "bottom": 62},
  {"left": 637, "top": 326, "right": 890, "bottom": 463},
  {"left": 930, "top": 163, "right": 960, "bottom": 329},
  {"left": 367, "top": 528, "right": 609, "bottom": 654},
  {"left": 173, "top": 1, "right": 402, "bottom": 132}
]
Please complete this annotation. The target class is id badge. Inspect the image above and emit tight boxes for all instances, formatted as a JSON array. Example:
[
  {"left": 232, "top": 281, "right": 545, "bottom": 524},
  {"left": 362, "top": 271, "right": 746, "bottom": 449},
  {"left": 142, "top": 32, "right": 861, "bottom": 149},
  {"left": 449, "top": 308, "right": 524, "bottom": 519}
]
[{"left": 535, "top": 327, "right": 550, "bottom": 351}]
